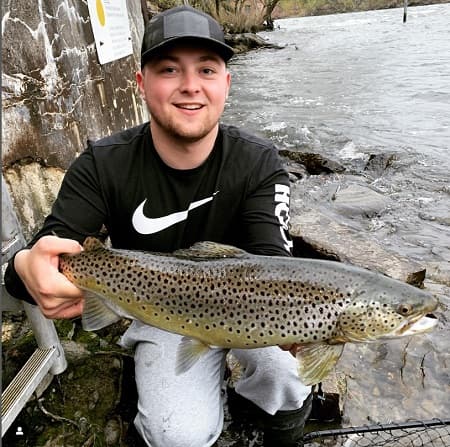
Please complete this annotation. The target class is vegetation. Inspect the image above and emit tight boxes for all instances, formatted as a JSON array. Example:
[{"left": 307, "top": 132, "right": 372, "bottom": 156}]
[{"left": 149, "top": 0, "right": 283, "bottom": 32}]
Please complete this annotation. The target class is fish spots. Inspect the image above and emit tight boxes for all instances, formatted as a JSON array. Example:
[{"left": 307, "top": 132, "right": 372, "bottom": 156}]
[{"left": 60, "top": 244, "right": 433, "bottom": 354}]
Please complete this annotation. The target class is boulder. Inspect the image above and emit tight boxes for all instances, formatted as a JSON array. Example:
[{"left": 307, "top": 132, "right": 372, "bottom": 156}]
[{"left": 290, "top": 209, "right": 426, "bottom": 286}]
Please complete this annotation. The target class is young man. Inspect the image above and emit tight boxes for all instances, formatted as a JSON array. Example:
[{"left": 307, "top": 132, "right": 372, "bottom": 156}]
[{"left": 5, "top": 6, "right": 312, "bottom": 446}]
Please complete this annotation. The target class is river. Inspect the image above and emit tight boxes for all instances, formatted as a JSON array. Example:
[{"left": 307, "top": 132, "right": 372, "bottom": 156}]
[
  {"left": 222, "top": 3, "right": 450, "bottom": 437},
  {"left": 224, "top": 3, "right": 450, "bottom": 270}
]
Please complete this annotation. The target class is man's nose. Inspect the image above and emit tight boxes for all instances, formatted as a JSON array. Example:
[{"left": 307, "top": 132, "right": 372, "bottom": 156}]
[{"left": 179, "top": 71, "right": 201, "bottom": 93}]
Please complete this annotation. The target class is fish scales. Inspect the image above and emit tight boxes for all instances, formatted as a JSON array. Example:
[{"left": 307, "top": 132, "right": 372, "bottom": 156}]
[
  {"left": 59, "top": 238, "right": 439, "bottom": 384},
  {"left": 61, "top": 247, "right": 351, "bottom": 347}
]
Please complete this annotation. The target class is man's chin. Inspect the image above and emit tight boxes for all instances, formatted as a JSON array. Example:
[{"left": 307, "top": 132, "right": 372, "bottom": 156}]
[
  {"left": 168, "top": 125, "right": 216, "bottom": 143},
  {"left": 150, "top": 116, "right": 219, "bottom": 143}
]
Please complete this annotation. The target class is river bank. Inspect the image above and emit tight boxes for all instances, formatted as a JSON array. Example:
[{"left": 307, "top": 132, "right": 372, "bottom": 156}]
[{"left": 274, "top": 0, "right": 449, "bottom": 19}]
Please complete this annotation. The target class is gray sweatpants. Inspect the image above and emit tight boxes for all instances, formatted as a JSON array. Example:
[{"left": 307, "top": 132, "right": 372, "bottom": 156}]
[{"left": 120, "top": 321, "right": 311, "bottom": 447}]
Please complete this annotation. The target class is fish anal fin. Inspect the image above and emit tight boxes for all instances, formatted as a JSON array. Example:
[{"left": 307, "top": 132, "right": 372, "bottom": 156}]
[
  {"left": 296, "top": 343, "right": 345, "bottom": 386},
  {"left": 173, "top": 242, "right": 248, "bottom": 260},
  {"left": 176, "top": 337, "right": 211, "bottom": 374},
  {"left": 82, "top": 292, "right": 121, "bottom": 331}
]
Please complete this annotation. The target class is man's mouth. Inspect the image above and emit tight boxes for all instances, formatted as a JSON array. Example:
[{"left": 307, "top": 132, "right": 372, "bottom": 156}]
[{"left": 175, "top": 103, "right": 204, "bottom": 110}]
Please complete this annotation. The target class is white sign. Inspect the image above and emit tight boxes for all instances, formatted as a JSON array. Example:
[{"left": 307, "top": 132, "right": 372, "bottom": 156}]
[{"left": 87, "top": 0, "right": 133, "bottom": 65}]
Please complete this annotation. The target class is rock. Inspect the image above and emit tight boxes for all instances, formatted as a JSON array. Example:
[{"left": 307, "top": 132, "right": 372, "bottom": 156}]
[
  {"left": 290, "top": 209, "right": 426, "bottom": 285},
  {"left": 331, "top": 184, "right": 391, "bottom": 218},
  {"left": 225, "top": 33, "right": 282, "bottom": 54},
  {"left": 336, "top": 332, "right": 449, "bottom": 425},
  {"left": 426, "top": 262, "right": 450, "bottom": 287},
  {"left": 282, "top": 159, "right": 309, "bottom": 180},
  {"left": 364, "top": 152, "right": 397, "bottom": 176},
  {"left": 280, "top": 149, "right": 345, "bottom": 174},
  {"left": 104, "top": 418, "right": 122, "bottom": 446},
  {"left": 419, "top": 205, "right": 450, "bottom": 226},
  {"left": 3, "top": 163, "right": 65, "bottom": 240},
  {"left": 61, "top": 340, "right": 91, "bottom": 361}
]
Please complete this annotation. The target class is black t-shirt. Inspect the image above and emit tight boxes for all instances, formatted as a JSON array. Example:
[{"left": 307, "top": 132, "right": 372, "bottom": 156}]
[{"left": 5, "top": 123, "right": 293, "bottom": 303}]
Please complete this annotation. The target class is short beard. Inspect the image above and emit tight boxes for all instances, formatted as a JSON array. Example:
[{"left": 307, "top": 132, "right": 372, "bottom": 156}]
[{"left": 150, "top": 111, "right": 218, "bottom": 144}]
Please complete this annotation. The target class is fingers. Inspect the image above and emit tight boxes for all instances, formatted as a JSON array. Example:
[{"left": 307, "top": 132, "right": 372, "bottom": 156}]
[
  {"left": 279, "top": 344, "right": 293, "bottom": 351},
  {"left": 43, "top": 299, "right": 85, "bottom": 320},
  {"left": 14, "top": 236, "right": 85, "bottom": 319},
  {"left": 279, "top": 343, "right": 301, "bottom": 358}
]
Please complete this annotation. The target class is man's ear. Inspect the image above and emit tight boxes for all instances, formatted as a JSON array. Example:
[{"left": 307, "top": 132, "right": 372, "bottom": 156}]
[
  {"left": 136, "top": 70, "right": 145, "bottom": 98},
  {"left": 225, "top": 71, "right": 231, "bottom": 99}
]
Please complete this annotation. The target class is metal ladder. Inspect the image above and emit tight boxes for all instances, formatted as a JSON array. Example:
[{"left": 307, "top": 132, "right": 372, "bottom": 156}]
[{"left": 1, "top": 174, "right": 67, "bottom": 437}]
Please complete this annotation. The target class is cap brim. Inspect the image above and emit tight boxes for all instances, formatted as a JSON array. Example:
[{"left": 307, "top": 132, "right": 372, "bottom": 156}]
[{"left": 141, "top": 36, "right": 234, "bottom": 67}]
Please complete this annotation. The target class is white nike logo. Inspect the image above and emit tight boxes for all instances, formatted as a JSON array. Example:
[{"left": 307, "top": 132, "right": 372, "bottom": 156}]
[{"left": 132, "top": 192, "right": 219, "bottom": 235}]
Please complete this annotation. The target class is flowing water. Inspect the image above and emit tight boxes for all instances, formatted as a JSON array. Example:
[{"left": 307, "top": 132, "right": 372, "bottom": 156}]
[
  {"left": 222, "top": 5, "right": 450, "bottom": 434},
  {"left": 224, "top": 4, "right": 450, "bottom": 270}
]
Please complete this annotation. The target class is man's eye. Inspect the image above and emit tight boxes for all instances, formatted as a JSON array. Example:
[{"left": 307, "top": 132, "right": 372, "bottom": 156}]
[
  {"left": 202, "top": 68, "right": 215, "bottom": 75},
  {"left": 161, "top": 67, "right": 177, "bottom": 74}
]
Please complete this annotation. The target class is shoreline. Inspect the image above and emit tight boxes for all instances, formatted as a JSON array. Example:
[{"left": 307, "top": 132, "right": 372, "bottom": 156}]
[{"left": 274, "top": 0, "right": 449, "bottom": 19}]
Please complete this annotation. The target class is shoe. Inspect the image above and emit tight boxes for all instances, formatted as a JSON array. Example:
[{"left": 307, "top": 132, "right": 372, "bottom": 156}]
[
  {"left": 263, "top": 393, "right": 312, "bottom": 447},
  {"left": 227, "top": 387, "right": 313, "bottom": 447},
  {"left": 309, "top": 383, "right": 342, "bottom": 423}
]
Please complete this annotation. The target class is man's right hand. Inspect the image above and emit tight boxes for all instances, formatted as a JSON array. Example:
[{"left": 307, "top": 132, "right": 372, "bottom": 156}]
[{"left": 14, "top": 235, "right": 85, "bottom": 319}]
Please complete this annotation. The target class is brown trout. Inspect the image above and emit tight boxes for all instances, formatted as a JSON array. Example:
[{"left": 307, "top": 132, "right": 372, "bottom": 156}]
[{"left": 59, "top": 238, "right": 438, "bottom": 385}]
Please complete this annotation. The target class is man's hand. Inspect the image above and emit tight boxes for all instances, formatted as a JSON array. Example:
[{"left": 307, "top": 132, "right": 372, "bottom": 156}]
[
  {"left": 279, "top": 343, "right": 302, "bottom": 357},
  {"left": 14, "top": 235, "right": 84, "bottom": 319}
]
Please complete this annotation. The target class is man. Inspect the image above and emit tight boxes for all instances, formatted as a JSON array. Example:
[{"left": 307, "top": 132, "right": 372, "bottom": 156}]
[{"left": 5, "top": 6, "right": 312, "bottom": 446}]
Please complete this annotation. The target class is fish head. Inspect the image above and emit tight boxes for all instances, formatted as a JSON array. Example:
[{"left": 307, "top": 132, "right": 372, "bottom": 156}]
[{"left": 336, "top": 279, "right": 439, "bottom": 343}]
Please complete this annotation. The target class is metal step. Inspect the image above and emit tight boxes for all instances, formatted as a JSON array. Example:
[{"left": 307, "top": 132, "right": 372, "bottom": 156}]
[{"left": 1, "top": 347, "right": 58, "bottom": 436}]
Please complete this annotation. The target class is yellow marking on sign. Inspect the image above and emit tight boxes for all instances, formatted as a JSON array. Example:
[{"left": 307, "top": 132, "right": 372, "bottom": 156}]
[{"left": 96, "top": 0, "right": 105, "bottom": 27}]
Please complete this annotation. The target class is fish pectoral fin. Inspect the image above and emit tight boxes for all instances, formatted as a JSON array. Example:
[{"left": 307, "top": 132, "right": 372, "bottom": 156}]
[
  {"left": 82, "top": 292, "right": 121, "bottom": 331},
  {"left": 173, "top": 241, "right": 248, "bottom": 260},
  {"left": 175, "top": 337, "right": 211, "bottom": 375},
  {"left": 295, "top": 343, "right": 345, "bottom": 386}
]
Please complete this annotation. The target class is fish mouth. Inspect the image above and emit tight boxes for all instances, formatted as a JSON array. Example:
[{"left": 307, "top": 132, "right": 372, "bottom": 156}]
[
  {"left": 400, "top": 313, "right": 438, "bottom": 335},
  {"left": 385, "top": 313, "right": 438, "bottom": 338}
]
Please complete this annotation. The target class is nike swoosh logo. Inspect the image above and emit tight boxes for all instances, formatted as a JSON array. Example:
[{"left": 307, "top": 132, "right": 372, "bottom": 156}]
[{"left": 132, "top": 192, "right": 219, "bottom": 235}]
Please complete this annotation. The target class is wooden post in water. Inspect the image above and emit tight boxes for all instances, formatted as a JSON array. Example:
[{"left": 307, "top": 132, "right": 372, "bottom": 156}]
[{"left": 403, "top": 0, "right": 408, "bottom": 23}]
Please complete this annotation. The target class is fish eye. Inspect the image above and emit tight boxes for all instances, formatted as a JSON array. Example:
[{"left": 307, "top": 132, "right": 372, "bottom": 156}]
[{"left": 397, "top": 303, "right": 413, "bottom": 316}]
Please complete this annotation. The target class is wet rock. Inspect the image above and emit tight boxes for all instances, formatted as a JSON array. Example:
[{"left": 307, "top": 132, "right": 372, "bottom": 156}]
[
  {"left": 336, "top": 331, "right": 449, "bottom": 425},
  {"left": 280, "top": 149, "right": 345, "bottom": 174},
  {"left": 331, "top": 184, "right": 391, "bottom": 218},
  {"left": 290, "top": 209, "right": 426, "bottom": 285},
  {"left": 419, "top": 209, "right": 450, "bottom": 226},
  {"left": 364, "top": 152, "right": 397, "bottom": 176},
  {"left": 426, "top": 262, "right": 450, "bottom": 287},
  {"left": 282, "top": 159, "right": 309, "bottom": 180}
]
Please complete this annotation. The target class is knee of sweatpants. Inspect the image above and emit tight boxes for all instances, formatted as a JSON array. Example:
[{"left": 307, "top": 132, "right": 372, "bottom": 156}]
[
  {"left": 241, "top": 347, "right": 300, "bottom": 389},
  {"left": 233, "top": 348, "right": 311, "bottom": 414},
  {"left": 135, "top": 404, "right": 223, "bottom": 447}
]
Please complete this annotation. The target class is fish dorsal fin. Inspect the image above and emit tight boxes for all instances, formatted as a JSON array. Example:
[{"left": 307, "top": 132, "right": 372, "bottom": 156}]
[
  {"left": 295, "top": 343, "right": 345, "bottom": 386},
  {"left": 175, "top": 337, "right": 211, "bottom": 374},
  {"left": 83, "top": 237, "right": 105, "bottom": 252},
  {"left": 173, "top": 241, "right": 248, "bottom": 260},
  {"left": 82, "top": 292, "right": 121, "bottom": 331}
]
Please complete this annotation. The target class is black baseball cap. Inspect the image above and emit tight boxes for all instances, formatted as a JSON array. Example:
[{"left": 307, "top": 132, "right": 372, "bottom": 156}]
[{"left": 141, "top": 6, "right": 234, "bottom": 67}]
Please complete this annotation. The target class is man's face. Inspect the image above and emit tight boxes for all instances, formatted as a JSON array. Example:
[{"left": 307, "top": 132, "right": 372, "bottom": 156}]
[{"left": 137, "top": 45, "right": 231, "bottom": 143}]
